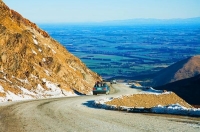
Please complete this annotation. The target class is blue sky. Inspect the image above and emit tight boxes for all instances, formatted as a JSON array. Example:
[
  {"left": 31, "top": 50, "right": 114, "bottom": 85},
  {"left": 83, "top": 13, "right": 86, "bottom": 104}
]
[{"left": 3, "top": 0, "right": 200, "bottom": 23}]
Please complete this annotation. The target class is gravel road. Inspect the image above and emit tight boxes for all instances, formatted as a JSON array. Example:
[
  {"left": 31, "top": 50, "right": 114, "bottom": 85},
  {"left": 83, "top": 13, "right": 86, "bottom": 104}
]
[{"left": 0, "top": 83, "right": 199, "bottom": 132}]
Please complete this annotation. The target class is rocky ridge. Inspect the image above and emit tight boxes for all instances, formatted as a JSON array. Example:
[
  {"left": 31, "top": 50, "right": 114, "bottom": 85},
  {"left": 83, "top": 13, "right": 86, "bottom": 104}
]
[
  {"left": 0, "top": 0, "right": 101, "bottom": 102},
  {"left": 152, "top": 55, "right": 200, "bottom": 86}
]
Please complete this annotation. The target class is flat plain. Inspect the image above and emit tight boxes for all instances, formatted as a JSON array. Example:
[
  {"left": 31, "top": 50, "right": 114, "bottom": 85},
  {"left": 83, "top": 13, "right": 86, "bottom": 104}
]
[{"left": 40, "top": 24, "right": 200, "bottom": 78}]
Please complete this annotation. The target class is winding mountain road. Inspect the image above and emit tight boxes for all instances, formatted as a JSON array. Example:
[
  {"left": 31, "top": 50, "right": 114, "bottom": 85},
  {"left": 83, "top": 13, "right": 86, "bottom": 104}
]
[{"left": 0, "top": 83, "right": 199, "bottom": 132}]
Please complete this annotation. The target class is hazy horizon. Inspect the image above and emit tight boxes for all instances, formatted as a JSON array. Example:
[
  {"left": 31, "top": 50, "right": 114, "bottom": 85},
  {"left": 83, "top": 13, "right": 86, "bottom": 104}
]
[{"left": 3, "top": 0, "right": 200, "bottom": 23}]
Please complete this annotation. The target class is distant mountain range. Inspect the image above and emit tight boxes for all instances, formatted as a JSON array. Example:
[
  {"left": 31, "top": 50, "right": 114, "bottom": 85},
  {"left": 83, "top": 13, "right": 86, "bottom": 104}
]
[{"left": 102, "top": 17, "right": 200, "bottom": 25}]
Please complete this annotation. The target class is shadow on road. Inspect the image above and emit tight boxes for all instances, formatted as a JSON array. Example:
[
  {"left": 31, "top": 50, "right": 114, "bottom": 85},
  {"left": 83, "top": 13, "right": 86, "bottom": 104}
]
[{"left": 82, "top": 100, "right": 102, "bottom": 109}]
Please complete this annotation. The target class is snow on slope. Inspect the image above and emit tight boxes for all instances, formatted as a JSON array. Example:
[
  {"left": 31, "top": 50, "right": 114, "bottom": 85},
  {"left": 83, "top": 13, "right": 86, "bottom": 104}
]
[
  {"left": 0, "top": 0, "right": 101, "bottom": 103},
  {"left": 94, "top": 87, "right": 200, "bottom": 116},
  {"left": 0, "top": 78, "right": 78, "bottom": 103},
  {"left": 0, "top": 85, "right": 4, "bottom": 93},
  {"left": 140, "top": 87, "right": 174, "bottom": 95},
  {"left": 94, "top": 97, "right": 200, "bottom": 116},
  {"left": 151, "top": 104, "right": 200, "bottom": 116}
]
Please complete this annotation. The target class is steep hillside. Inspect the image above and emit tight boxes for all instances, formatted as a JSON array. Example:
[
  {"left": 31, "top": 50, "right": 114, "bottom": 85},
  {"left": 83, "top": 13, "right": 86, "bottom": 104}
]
[
  {"left": 0, "top": 0, "right": 101, "bottom": 102},
  {"left": 155, "top": 74, "right": 200, "bottom": 105},
  {"left": 152, "top": 55, "right": 200, "bottom": 86}
]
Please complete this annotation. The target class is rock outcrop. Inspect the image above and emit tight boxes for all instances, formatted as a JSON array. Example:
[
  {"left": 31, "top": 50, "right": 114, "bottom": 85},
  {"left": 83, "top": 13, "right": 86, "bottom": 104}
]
[{"left": 0, "top": 0, "right": 101, "bottom": 102}]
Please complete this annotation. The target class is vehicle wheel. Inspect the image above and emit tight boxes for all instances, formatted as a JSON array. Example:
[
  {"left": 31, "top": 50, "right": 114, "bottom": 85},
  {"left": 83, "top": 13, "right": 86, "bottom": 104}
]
[{"left": 93, "top": 93, "right": 97, "bottom": 95}]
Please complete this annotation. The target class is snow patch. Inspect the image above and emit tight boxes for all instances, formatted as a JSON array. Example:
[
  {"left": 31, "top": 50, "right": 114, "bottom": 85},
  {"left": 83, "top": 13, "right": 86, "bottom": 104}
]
[
  {"left": 44, "top": 69, "right": 50, "bottom": 76},
  {"left": 17, "top": 87, "right": 35, "bottom": 99},
  {"left": 52, "top": 49, "right": 56, "bottom": 54},
  {"left": 38, "top": 48, "right": 42, "bottom": 52},
  {"left": 6, "top": 91, "right": 33, "bottom": 101},
  {"left": 36, "top": 84, "right": 45, "bottom": 93},
  {"left": 5, "top": 91, "right": 25, "bottom": 101},
  {"left": 94, "top": 98, "right": 200, "bottom": 116},
  {"left": 42, "top": 78, "right": 62, "bottom": 96},
  {"left": 128, "top": 82, "right": 142, "bottom": 88},
  {"left": 0, "top": 82, "right": 78, "bottom": 103},
  {"left": 3, "top": 76, "right": 12, "bottom": 83},
  {"left": 34, "top": 84, "right": 47, "bottom": 98},
  {"left": 69, "top": 65, "right": 76, "bottom": 71},
  {"left": 141, "top": 87, "right": 171, "bottom": 95},
  {"left": 0, "top": 85, "right": 4, "bottom": 93},
  {"left": 42, "top": 58, "right": 46, "bottom": 62},
  {"left": 17, "top": 78, "right": 29, "bottom": 84},
  {"left": 19, "top": 87, "right": 34, "bottom": 95},
  {"left": 42, "top": 78, "right": 77, "bottom": 97},
  {"left": 151, "top": 104, "right": 200, "bottom": 116},
  {"left": 30, "top": 74, "right": 38, "bottom": 79},
  {"left": 33, "top": 38, "right": 38, "bottom": 45},
  {"left": 32, "top": 49, "right": 37, "bottom": 55},
  {"left": 48, "top": 45, "right": 56, "bottom": 54}
]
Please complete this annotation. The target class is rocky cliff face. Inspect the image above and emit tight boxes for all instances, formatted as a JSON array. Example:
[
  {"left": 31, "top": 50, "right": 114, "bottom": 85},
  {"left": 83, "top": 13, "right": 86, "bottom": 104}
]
[{"left": 0, "top": 0, "right": 101, "bottom": 102}]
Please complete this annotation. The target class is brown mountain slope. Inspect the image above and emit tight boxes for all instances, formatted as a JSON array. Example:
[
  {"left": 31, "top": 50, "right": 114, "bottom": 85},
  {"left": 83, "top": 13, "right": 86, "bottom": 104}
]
[
  {"left": 152, "top": 55, "right": 200, "bottom": 86},
  {"left": 0, "top": 0, "right": 101, "bottom": 101},
  {"left": 155, "top": 74, "right": 200, "bottom": 105}
]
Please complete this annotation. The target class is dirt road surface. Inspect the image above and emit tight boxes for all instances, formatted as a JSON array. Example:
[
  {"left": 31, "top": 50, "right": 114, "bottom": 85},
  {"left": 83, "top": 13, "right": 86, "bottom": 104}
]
[{"left": 0, "top": 83, "right": 199, "bottom": 132}]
